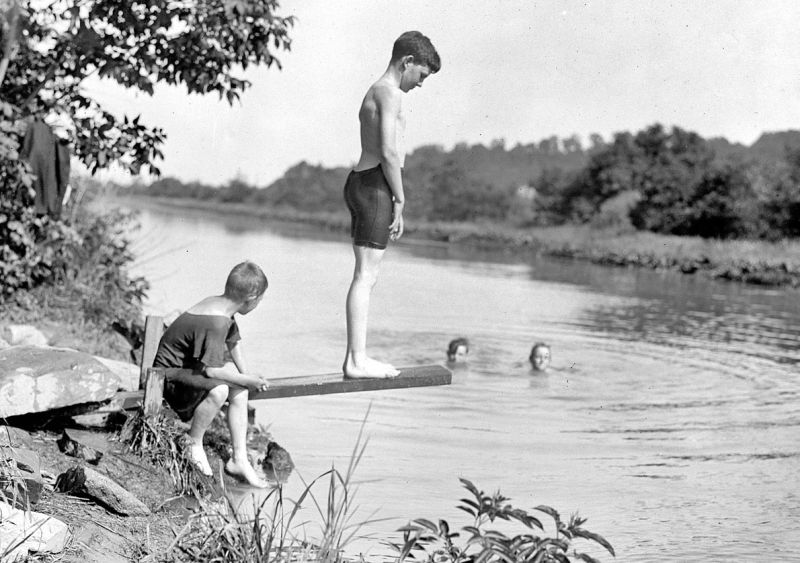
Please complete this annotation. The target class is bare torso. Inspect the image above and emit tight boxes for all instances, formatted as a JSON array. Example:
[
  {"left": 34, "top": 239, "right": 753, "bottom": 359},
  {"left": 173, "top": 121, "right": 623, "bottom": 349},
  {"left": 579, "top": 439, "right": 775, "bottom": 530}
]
[{"left": 354, "top": 79, "right": 405, "bottom": 171}]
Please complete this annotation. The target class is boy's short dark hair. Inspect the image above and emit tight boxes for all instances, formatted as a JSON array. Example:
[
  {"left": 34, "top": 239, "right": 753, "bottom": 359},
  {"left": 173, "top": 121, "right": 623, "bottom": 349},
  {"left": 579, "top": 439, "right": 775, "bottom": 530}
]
[
  {"left": 225, "top": 261, "right": 268, "bottom": 302},
  {"left": 392, "top": 31, "right": 441, "bottom": 73}
]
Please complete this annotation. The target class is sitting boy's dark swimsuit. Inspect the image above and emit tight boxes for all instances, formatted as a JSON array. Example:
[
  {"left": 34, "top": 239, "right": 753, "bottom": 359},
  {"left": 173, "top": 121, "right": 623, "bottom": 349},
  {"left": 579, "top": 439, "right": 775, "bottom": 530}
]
[
  {"left": 153, "top": 312, "right": 241, "bottom": 422},
  {"left": 343, "top": 164, "right": 393, "bottom": 250}
]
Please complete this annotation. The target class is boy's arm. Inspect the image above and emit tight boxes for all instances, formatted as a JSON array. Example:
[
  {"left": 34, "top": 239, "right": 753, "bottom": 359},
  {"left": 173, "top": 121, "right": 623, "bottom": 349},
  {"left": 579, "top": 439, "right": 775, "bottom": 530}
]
[
  {"left": 228, "top": 340, "right": 247, "bottom": 373},
  {"left": 376, "top": 86, "right": 405, "bottom": 239},
  {"left": 204, "top": 342, "right": 269, "bottom": 390}
]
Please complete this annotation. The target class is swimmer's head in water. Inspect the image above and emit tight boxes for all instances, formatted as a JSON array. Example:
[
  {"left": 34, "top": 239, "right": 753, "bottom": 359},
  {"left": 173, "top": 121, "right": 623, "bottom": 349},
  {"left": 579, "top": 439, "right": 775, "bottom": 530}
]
[
  {"left": 530, "top": 342, "right": 551, "bottom": 372},
  {"left": 447, "top": 337, "right": 470, "bottom": 363}
]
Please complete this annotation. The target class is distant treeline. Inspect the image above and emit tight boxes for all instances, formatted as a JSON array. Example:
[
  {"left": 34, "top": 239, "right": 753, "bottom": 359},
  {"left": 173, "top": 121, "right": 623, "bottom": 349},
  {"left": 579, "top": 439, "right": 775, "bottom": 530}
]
[{"left": 129, "top": 125, "right": 800, "bottom": 240}]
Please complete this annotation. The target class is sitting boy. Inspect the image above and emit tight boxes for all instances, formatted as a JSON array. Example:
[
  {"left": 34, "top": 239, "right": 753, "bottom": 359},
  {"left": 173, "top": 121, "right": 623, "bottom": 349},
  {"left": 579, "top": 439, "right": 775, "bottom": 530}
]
[{"left": 152, "top": 261, "right": 271, "bottom": 488}]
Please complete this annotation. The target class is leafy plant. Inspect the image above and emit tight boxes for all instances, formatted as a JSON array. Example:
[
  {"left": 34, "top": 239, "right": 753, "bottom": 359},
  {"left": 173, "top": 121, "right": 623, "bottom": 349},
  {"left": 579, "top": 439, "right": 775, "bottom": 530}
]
[{"left": 390, "top": 478, "right": 615, "bottom": 563}]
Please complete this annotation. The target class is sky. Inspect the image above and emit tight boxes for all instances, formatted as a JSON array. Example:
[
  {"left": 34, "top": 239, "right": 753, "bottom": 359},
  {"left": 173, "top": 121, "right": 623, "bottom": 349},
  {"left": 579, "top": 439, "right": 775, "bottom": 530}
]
[{"left": 86, "top": 0, "right": 800, "bottom": 187}]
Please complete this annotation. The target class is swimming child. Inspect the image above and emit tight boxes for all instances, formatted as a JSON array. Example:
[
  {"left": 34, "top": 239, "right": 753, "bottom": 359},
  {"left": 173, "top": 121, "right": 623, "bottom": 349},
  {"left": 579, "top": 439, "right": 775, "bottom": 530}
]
[
  {"left": 152, "top": 261, "right": 271, "bottom": 487},
  {"left": 342, "top": 31, "right": 441, "bottom": 378},
  {"left": 446, "top": 337, "right": 470, "bottom": 363},
  {"left": 529, "top": 342, "right": 552, "bottom": 372}
]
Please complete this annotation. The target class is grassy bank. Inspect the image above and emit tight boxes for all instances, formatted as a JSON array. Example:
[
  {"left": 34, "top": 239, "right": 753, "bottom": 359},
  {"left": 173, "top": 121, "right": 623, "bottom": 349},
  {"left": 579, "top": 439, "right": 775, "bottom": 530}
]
[{"left": 118, "top": 195, "right": 800, "bottom": 288}]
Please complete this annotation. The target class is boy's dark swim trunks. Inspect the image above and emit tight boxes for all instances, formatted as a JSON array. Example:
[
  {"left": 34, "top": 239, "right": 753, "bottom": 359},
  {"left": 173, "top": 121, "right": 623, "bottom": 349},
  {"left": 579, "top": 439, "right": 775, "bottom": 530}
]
[{"left": 343, "top": 164, "right": 393, "bottom": 250}]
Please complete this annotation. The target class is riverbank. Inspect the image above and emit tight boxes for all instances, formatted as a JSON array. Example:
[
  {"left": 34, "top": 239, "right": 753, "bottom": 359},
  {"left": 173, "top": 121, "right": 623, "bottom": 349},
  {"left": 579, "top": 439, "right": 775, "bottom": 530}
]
[{"left": 116, "top": 195, "right": 800, "bottom": 289}]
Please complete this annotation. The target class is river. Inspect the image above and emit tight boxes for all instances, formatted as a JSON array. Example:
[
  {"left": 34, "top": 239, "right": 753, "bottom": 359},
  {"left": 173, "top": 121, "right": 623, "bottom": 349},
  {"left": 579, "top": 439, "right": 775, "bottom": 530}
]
[{"left": 125, "top": 203, "right": 800, "bottom": 562}]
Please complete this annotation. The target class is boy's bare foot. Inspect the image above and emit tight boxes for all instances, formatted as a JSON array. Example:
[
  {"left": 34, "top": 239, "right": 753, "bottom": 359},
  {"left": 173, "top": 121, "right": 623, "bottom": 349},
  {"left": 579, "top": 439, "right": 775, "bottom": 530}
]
[
  {"left": 343, "top": 356, "right": 400, "bottom": 378},
  {"left": 184, "top": 436, "right": 212, "bottom": 476},
  {"left": 225, "top": 458, "right": 269, "bottom": 488}
]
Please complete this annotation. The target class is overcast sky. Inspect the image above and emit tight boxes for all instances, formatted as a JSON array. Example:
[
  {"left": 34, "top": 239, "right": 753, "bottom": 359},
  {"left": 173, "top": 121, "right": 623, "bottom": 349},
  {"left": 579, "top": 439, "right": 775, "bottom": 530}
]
[{"left": 86, "top": 0, "right": 800, "bottom": 187}]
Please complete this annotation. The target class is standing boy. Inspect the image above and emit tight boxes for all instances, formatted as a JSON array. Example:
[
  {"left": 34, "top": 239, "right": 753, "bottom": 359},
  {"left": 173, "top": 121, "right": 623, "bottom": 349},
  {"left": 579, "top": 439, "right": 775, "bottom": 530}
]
[
  {"left": 343, "top": 31, "right": 441, "bottom": 378},
  {"left": 153, "top": 261, "right": 271, "bottom": 487}
]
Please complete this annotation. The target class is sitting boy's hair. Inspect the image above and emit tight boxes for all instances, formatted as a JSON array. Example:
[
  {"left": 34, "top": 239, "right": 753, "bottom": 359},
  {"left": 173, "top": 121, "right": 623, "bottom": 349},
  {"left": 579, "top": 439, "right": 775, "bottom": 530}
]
[
  {"left": 392, "top": 31, "right": 441, "bottom": 73},
  {"left": 224, "top": 261, "right": 268, "bottom": 301}
]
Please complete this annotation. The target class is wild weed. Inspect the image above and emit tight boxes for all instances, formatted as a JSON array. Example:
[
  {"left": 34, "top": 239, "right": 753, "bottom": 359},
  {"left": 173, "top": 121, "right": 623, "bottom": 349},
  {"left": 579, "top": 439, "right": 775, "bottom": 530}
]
[
  {"left": 119, "top": 408, "right": 212, "bottom": 497},
  {"left": 150, "top": 408, "right": 382, "bottom": 562},
  {"left": 390, "top": 477, "right": 615, "bottom": 563}
]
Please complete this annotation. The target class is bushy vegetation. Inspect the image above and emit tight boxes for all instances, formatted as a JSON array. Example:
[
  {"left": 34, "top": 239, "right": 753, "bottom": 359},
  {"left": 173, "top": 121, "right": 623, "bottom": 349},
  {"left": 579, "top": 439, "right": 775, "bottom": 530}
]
[
  {"left": 130, "top": 125, "right": 800, "bottom": 241},
  {"left": 1, "top": 176, "right": 149, "bottom": 346}
]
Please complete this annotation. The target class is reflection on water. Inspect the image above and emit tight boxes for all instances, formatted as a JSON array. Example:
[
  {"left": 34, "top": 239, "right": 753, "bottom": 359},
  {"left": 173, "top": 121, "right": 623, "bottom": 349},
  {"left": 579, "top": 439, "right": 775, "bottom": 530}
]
[{"left": 125, "top": 203, "right": 800, "bottom": 562}]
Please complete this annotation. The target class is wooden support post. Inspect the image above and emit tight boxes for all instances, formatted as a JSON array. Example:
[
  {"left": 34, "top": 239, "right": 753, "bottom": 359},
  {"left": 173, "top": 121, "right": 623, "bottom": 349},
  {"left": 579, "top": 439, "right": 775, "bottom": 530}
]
[
  {"left": 139, "top": 315, "right": 164, "bottom": 389},
  {"left": 143, "top": 367, "right": 165, "bottom": 418}
]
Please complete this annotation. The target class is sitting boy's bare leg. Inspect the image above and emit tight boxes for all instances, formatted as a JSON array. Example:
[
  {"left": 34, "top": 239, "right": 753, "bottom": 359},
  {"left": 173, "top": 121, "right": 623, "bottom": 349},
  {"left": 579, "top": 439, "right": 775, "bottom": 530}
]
[
  {"left": 186, "top": 384, "right": 229, "bottom": 476},
  {"left": 343, "top": 245, "right": 400, "bottom": 378},
  {"left": 224, "top": 387, "right": 268, "bottom": 488}
]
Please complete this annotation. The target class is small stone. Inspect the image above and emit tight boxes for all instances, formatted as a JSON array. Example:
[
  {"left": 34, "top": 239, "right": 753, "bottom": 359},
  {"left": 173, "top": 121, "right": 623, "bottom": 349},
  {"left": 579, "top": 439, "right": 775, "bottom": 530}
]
[
  {"left": 55, "top": 465, "right": 150, "bottom": 516},
  {"left": 0, "top": 500, "right": 70, "bottom": 559},
  {"left": 0, "top": 425, "right": 34, "bottom": 448},
  {"left": 57, "top": 428, "right": 107, "bottom": 464},
  {"left": 260, "top": 441, "right": 294, "bottom": 484},
  {"left": 4, "top": 325, "right": 49, "bottom": 347},
  {"left": 0, "top": 446, "right": 44, "bottom": 507}
]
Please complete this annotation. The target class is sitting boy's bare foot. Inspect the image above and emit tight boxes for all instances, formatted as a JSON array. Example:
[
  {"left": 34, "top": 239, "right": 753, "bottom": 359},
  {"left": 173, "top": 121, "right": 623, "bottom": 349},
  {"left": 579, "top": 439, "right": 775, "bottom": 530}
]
[
  {"left": 225, "top": 458, "right": 269, "bottom": 488},
  {"left": 184, "top": 436, "right": 212, "bottom": 476},
  {"left": 343, "top": 356, "right": 400, "bottom": 378}
]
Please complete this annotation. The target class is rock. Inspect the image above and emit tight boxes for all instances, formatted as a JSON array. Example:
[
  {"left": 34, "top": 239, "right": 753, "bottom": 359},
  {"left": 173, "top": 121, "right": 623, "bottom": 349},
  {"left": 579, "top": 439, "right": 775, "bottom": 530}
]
[
  {"left": 55, "top": 465, "right": 150, "bottom": 516},
  {"left": 71, "top": 391, "right": 136, "bottom": 429},
  {"left": 0, "top": 500, "right": 70, "bottom": 560},
  {"left": 0, "top": 446, "right": 44, "bottom": 507},
  {"left": 57, "top": 428, "right": 108, "bottom": 464},
  {"left": 0, "top": 425, "right": 34, "bottom": 449},
  {"left": 4, "top": 325, "right": 49, "bottom": 347},
  {"left": 0, "top": 346, "right": 120, "bottom": 418},
  {"left": 259, "top": 440, "right": 294, "bottom": 484},
  {"left": 92, "top": 355, "right": 140, "bottom": 392}
]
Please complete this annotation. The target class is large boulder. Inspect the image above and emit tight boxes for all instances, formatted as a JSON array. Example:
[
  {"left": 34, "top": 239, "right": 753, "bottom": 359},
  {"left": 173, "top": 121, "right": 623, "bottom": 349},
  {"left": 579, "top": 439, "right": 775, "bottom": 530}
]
[
  {"left": 0, "top": 346, "right": 121, "bottom": 418},
  {"left": 92, "top": 355, "right": 139, "bottom": 392}
]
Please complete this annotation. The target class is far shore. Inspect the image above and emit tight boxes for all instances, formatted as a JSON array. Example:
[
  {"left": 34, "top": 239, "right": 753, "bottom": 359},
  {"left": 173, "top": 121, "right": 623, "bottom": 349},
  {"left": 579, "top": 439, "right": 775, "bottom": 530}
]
[{"left": 114, "top": 195, "right": 800, "bottom": 289}]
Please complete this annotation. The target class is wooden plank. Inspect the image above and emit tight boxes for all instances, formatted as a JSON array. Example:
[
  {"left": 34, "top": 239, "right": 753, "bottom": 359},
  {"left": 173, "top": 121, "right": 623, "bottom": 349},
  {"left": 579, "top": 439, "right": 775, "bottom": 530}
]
[
  {"left": 139, "top": 315, "right": 163, "bottom": 389},
  {"left": 116, "top": 365, "right": 451, "bottom": 408},
  {"left": 143, "top": 367, "right": 165, "bottom": 418},
  {"left": 249, "top": 364, "right": 452, "bottom": 400}
]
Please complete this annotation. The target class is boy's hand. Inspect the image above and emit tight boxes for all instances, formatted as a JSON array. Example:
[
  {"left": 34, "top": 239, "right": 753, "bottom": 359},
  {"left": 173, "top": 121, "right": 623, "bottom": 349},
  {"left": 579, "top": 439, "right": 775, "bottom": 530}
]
[
  {"left": 249, "top": 375, "right": 270, "bottom": 392},
  {"left": 389, "top": 201, "right": 404, "bottom": 241}
]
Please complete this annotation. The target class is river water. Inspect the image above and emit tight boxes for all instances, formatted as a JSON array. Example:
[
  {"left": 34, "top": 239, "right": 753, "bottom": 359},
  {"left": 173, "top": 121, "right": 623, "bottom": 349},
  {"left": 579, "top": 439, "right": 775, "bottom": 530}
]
[{"left": 126, "top": 203, "right": 800, "bottom": 562}]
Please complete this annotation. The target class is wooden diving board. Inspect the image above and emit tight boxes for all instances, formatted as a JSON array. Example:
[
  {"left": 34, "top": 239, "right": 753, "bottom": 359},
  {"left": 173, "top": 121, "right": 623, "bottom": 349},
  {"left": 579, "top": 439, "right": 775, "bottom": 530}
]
[
  {"left": 250, "top": 364, "right": 452, "bottom": 400},
  {"left": 130, "top": 316, "right": 451, "bottom": 415},
  {"left": 118, "top": 365, "right": 451, "bottom": 410}
]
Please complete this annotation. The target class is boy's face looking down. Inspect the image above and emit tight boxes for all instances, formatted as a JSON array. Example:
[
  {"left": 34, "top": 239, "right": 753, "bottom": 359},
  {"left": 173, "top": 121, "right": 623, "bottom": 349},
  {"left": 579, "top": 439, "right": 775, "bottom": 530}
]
[{"left": 400, "top": 57, "right": 432, "bottom": 92}]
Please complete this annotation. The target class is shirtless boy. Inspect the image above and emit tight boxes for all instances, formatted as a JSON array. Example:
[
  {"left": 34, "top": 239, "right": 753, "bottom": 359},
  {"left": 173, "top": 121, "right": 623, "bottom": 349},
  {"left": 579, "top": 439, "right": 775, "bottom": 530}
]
[{"left": 343, "top": 31, "right": 441, "bottom": 379}]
